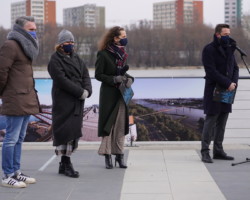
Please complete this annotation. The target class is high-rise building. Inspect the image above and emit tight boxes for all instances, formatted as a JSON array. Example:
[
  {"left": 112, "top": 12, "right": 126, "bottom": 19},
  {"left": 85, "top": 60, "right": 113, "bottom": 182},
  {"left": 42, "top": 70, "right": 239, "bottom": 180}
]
[
  {"left": 63, "top": 4, "right": 105, "bottom": 28},
  {"left": 11, "top": 0, "right": 56, "bottom": 31},
  {"left": 153, "top": 0, "right": 203, "bottom": 29},
  {"left": 193, "top": 0, "right": 203, "bottom": 25},
  {"left": 224, "top": 0, "right": 242, "bottom": 28}
]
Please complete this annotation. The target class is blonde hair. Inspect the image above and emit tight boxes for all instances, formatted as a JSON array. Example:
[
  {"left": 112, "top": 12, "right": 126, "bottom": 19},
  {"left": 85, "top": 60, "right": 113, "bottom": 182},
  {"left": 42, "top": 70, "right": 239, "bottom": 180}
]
[{"left": 55, "top": 44, "right": 62, "bottom": 51}]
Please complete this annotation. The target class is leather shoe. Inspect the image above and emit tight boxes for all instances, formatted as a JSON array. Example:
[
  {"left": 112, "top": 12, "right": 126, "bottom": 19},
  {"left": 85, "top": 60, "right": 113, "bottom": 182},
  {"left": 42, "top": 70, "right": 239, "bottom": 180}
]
[
  {"left": 201, "top": 153, "right": 213, "bottom": 163},
  {"left": 213, "top": 153, "right": 234, "bottom": 160}
]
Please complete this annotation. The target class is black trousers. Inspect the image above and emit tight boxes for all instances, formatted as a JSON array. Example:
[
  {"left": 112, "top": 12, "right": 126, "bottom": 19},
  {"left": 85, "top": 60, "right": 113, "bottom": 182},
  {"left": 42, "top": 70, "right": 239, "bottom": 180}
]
[{"left": 201, "top": 113, "right": 229, "bottom": 154}]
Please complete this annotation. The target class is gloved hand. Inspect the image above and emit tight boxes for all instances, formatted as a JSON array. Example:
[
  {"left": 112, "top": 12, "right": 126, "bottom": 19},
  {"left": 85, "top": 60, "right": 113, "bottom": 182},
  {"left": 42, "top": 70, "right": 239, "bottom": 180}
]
[
  {"left": 114, "top": 75, "right": 125, "bottom": 84},
  {"left": 119, "top": 65, "right": 129, "bottom": 75},
  {"left": 79, "top": 89, "right": 89, "bottom": 100},
  {"left": 125, "top": 78, "right": 133, "bottom": 88}
]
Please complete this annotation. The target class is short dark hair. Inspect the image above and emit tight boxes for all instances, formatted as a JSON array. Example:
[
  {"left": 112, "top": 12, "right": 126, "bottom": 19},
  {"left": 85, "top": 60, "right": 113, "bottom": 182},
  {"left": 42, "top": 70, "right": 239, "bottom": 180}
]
[
  {"left": 215, "top": 24, "right": 230, "bottom": 34},
  {"left": 15, "top": 16, "right": 35, "bottom": 27}
]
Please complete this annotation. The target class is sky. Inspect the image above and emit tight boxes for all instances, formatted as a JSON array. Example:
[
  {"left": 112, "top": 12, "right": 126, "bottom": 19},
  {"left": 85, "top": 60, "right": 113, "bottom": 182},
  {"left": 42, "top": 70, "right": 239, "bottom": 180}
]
[{"left": 0, "top": 0, "right": 250, "bottom": 29}]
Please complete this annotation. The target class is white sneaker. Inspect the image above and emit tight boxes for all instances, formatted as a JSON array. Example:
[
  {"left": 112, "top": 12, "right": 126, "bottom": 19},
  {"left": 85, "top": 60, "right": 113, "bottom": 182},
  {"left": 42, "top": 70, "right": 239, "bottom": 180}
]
[
  {"left": 15, "top": 173, "right": 36, "bottom": 184},
  {"left": 2, "top": 176, "right": 27, "bottom": 188}
]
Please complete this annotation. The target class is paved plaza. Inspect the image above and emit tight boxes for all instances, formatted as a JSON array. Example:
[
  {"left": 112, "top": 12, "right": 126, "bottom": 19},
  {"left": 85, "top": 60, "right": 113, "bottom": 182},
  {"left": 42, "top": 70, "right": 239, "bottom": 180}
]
[{"left": 0, "top": 142, "right": 250, "bottom": 200}]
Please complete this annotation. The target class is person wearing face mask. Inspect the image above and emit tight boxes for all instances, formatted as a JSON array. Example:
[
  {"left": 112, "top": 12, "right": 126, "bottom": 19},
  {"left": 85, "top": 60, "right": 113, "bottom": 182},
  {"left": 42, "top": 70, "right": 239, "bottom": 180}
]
[
  {"left": 47, "top": 29, "right": 92, "bottom": 178},
  {"left": 95, "top": 26, "right": 134, "bottom": 169},
  {"left": 200, "top": 24, "right": 239, "bottom": 163},
  {"left": 0, "top": 16, "right": 40, "bottom": 188}
]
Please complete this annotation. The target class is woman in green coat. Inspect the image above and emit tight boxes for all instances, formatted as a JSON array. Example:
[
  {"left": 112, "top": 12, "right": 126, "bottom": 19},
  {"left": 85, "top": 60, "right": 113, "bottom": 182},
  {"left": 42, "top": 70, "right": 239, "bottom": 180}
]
[{"left": 95, "top": 26, "right": 134, "bottom": 169}]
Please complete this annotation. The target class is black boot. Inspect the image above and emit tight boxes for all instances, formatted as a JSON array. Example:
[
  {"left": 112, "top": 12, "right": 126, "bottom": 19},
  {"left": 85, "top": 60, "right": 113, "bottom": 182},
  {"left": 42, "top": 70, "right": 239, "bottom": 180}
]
[
  {"left": 64, "top": 163, "right": 79, "bottom": 178},
  {"left": 201, "top": 152, "right": 213, "bottom": 163},
  {"left": 115, "top": 154, "right": 127, "bottom": 168},
  {"left": 59, "top": 155, "right": 68, "bottom": 174},
  {"left": 105, "top": 154, "right": 113, "bottom": 169},
  {"left": 59, "top": 156, "right": 79, "bottom": 178},
  {"left": 58, "top": 162, "right": 65, "bottom": 174}
]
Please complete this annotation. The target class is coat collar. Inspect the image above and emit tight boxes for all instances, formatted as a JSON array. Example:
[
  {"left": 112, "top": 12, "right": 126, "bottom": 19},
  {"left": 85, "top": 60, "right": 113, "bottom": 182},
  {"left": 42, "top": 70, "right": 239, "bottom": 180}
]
[
  {"left": 212, "top": 34, "right": 236, "bottom": 58},
  {"left": 56, "top": 50, "right": 82, "bottom": 76}
]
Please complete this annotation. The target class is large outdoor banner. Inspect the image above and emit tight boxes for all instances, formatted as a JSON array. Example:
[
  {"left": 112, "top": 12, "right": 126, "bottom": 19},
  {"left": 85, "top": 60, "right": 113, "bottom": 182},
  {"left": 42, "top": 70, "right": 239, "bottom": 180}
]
[{"left": 0, "top": 78, "right": 205, "bottom": 142}]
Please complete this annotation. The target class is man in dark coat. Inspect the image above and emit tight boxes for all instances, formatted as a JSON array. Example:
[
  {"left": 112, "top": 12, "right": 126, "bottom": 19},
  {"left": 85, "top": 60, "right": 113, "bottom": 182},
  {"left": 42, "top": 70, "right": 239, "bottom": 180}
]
[
  {"left": 0, "top": 16, "right": 40, "bottom": 188},
  {"left": 201, "top": 24, "right": 239, "bottom": 163}
]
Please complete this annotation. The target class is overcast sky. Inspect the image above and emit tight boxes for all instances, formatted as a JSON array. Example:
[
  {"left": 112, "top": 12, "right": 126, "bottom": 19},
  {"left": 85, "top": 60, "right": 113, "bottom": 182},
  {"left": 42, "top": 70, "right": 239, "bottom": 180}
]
[{"left": 0, "top": 0, "right": 250, "bottom": 29}]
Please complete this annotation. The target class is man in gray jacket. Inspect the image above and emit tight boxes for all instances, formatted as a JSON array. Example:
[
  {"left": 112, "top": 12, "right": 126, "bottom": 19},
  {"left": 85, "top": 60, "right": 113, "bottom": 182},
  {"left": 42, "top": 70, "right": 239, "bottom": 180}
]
[{"left": 0, "top": 16, "right": 40, "bottom": 188}]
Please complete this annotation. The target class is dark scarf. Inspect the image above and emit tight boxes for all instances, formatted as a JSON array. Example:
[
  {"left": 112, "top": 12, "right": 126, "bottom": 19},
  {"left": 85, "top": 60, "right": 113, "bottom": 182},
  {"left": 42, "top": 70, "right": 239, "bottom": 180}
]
[
  {"left": 7, "top": 24, "right": 39, "bottom": 61},
  {"left": 107, "top": 43, "right": 128, "bottom": 67}
]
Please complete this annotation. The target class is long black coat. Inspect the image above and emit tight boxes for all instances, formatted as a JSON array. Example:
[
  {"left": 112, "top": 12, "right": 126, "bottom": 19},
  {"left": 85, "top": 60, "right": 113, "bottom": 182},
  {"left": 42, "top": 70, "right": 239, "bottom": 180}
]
[
  {"left": 95, "top": 50, "right": 134, "bottom": 137},
  {"left": 202, "top": 35, "right": 239, "bottom": 115},
  {"left": 48, "top": 51, "right": 92, "bottom": 146}
]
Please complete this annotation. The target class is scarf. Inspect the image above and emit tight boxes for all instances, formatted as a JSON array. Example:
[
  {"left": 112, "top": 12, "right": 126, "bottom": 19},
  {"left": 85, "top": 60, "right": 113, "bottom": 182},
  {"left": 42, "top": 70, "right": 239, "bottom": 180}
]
[
  {"left": 7, "top": 24, "right": 39, "bottom": 61},
  {"left": 107, "top": 43, "right": 128, "bottom": 68}
]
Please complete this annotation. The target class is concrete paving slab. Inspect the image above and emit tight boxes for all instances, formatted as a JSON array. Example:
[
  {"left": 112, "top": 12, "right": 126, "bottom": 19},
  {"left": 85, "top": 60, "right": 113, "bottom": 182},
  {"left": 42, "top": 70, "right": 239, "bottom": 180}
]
[
  {"left": 121, "top": 193, "right": 173, "bottom": 200},
  {"left": 170, "top": 181, "right": 226, "bottom": 200},
  {"left": 124, "top": 171, "right": 169, "bottom": 182},
  {"left": 122, "top": 181, "right": 171, "bottom": 194}
]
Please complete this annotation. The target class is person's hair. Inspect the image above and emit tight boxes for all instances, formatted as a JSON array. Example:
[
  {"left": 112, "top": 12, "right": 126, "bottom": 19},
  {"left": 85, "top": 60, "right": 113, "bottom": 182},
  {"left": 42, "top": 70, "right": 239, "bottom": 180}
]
[
  {"left": 215, "top": 24, "right": 230, "bottom": 34},
  {"left": 98, "top": 26, "right": 125, "bottom": 50},
  {"left": 15, "top": 16, "right": 35, "bottom": 27},
  {"left": 55, "top": 44, "right": 62, "bottom": 51}
]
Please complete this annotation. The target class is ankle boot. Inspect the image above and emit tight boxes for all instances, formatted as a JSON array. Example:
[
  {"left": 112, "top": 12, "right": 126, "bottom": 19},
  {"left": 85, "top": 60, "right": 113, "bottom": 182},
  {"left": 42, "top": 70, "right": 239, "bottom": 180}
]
[
  {"left": 58, "top": 162, "right": 65, "bottom": 174},
  {"left": 59, "top": 156, "right": 79, "bottom": 178},
  {"left": 105, "top": 154, "right": 113, "bottom": 169},
  {"left": 59, "top": 155, "right": 68, "bottom": 174},
  {"left": 64, "top": 163, "right": 79, "bottom": 178},
  {"left": 115, "top": 154, "right": 127, "bottom": 168}
]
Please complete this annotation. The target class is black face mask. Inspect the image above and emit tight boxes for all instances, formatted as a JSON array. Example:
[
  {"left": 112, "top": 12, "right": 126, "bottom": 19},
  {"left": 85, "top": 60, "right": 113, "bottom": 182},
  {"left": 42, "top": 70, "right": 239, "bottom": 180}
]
[
  {"left": 62, "top": 44, "right": 74, "bottom": 53},
  {"left": 119, "top": 38, "right": 128, "bottom": 46},
  {"left": 220, "top": 35, "right": 230, "bottom": 47}
]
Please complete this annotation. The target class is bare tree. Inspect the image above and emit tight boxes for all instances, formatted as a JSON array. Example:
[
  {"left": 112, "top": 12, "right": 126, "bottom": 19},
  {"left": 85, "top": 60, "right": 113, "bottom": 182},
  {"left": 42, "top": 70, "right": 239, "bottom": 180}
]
[{"left": 1, "top": 21, "right": 249, "bottom": 68}]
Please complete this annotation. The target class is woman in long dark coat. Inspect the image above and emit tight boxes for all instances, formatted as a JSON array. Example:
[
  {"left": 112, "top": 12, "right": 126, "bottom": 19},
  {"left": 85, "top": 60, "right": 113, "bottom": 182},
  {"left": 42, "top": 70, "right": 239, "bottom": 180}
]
[
  {"left": 48, "top": 29, "right": 92, "bottom": 177},
  {"left": 95, "top": 26, "right": 134, "bottom": 169}
]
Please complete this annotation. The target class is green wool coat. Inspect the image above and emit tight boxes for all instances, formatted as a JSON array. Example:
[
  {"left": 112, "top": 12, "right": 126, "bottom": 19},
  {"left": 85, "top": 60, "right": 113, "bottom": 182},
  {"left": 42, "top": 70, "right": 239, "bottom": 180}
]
[{"left": 95, "top": 50, "right": 134, "bottom": 137}]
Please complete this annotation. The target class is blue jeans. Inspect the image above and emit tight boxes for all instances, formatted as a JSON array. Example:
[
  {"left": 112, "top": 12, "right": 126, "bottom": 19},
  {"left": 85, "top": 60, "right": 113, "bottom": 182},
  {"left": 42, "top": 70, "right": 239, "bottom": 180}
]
[{"left": 2, "top": 115, "right": 30, "bottom": 176}]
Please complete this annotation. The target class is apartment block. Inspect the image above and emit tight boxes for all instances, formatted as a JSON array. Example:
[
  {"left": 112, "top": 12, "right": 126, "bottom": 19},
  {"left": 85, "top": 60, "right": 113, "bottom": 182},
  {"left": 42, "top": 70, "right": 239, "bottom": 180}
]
[
  {"left": 225, "top": 0, "right": 242, "bottom": 28},
  {"left": 153, "top": 0, "right": 203, "bottom": 29},
  {"left": 63, "top": 4, "right": 105, "bottom": 28},
  {"left": 11, "top": 0, "right": 56, "bottom": 29}
]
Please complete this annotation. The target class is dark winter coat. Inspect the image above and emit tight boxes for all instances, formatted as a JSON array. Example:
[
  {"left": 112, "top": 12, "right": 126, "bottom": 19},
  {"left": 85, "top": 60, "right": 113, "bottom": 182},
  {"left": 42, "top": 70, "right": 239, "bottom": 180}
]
[
  {"left": 48, "top": 51, "right": 92, "bottom": 146},
  {"left": 0, "top": 40, "right": 40, "bottom": 115},
  {"left": 95, "top": 50, "right": 134, "bottom": 137},
  {"left": 202, "top": 35, "right": 239, "bottom": 115}
]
